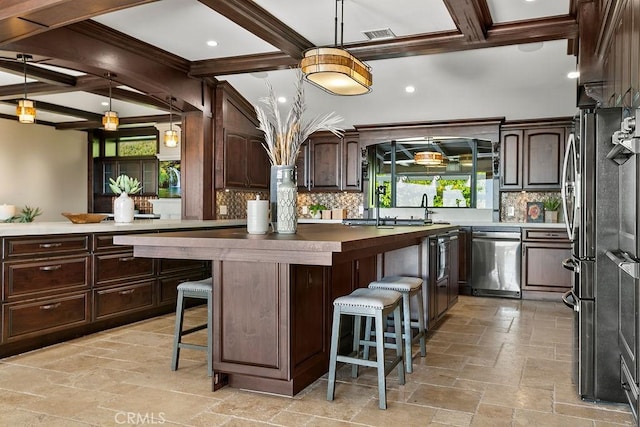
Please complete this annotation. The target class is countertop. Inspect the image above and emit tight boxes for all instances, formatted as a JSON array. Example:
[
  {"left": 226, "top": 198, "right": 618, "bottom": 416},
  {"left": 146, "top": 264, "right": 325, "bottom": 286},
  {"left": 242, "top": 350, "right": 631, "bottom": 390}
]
[
  {"left": 0, "top": 218, "right": 565, "bottom": 237},
  {"left": 114, "top": 223, "right": 457, "bottom": 266},
  {"left": 0, "top": 219, "right": 245, "bottom": 237}
]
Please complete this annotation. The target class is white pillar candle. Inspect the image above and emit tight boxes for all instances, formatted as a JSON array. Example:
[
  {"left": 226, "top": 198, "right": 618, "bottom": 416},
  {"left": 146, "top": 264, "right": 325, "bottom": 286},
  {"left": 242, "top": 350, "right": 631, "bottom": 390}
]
[{"left": 0, "top": 204, "right": 16, "bottom": 220}]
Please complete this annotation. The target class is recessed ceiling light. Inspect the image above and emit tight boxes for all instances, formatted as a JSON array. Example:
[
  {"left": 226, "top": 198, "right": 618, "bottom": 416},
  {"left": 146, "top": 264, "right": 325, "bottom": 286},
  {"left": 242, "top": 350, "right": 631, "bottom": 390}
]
[
  {"left": 405, "top": 86, "right": 415, "bottom": 93},
  {"left": 206, "top": 40, "right": 218, "bottom": 47},
  {"left": 567, "top": 71, "right": 580, "bottom": 79},
  {"left": 277, "top": 96, "right": 287, "bottom": 103}
]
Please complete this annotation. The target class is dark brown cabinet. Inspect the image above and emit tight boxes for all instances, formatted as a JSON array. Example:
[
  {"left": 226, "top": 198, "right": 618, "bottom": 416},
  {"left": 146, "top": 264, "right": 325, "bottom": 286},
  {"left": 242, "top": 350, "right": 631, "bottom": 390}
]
[
  {"left": 224, "top": 132, "right": 269, "bottom": 189},
  {"left": 500, "top": 120, "right": 571, "bottom": 191},
  {"left": 521, "top": 228, "right": 571, "bottom": 295},
  {"left": 457, "top": 227, "right": 471, "bottom": 294},
  {"left": 297, "top": 132, "right": 362, "bottom": 192},
  {"left": 0, "top": 228, "right": 210, "bottom": 357}
]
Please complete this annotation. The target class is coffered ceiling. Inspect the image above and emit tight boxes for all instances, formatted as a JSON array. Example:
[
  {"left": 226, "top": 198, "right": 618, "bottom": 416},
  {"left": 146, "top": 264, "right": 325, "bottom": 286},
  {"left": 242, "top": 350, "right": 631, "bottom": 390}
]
[{"left": 0, "top": 0, "right": 577, "bottom": 130}]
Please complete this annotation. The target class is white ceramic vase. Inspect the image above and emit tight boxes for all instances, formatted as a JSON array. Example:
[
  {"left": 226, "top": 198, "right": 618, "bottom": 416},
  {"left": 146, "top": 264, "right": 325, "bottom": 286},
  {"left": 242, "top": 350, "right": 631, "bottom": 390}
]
[
  {"left": 276, "top": 169, "right": 297, "bottom": 234},
  {"left": 114, "top": 192, "right": 135, "bottom": 223}
]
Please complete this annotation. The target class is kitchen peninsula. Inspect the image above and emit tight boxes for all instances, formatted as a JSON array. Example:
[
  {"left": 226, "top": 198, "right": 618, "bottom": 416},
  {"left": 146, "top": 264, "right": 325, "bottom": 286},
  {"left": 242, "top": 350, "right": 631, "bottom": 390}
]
[{"left": 115, "top": 223, "right": 457, "bottom": 396}]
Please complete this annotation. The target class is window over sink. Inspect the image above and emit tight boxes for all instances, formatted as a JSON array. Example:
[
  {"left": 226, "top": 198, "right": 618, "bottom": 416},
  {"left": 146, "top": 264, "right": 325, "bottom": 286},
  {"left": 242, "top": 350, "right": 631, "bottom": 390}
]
[{"left": 370, "top": 137, "right": 495, "bottom": 209}]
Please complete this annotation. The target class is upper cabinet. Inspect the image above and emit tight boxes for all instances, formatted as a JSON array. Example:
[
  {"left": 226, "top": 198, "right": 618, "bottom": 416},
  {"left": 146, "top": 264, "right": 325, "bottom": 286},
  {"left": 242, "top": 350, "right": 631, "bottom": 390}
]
[
  {"left": 214, "top": 83, "right": 270, "bottom": 191},
  {"left": 297, "top": 131, "right": 362, "bottom": 192},
  {"left": 500, "top": 119, "right": 572, "bottom": 191}
]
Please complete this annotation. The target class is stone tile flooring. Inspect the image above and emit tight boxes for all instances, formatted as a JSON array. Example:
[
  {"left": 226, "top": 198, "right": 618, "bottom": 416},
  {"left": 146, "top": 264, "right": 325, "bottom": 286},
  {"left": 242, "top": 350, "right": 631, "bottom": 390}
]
[{"left": 0, "top": 295, "right": 634, "bottom": 426}]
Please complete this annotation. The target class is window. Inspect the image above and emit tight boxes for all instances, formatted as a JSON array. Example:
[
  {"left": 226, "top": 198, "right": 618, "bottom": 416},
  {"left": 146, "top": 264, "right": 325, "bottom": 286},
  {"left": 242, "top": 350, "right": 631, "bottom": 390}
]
[{"left": 371, "top": 138, "right": 494, "bottom": 209}]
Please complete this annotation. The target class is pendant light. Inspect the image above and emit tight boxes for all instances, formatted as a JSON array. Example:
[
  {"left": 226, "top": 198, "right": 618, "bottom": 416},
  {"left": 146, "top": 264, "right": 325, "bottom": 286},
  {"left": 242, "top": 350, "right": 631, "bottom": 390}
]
[
  {"left": 164, "top": 96, "right": 179, "bottom": 148},
  {"left": 102, "top": 72, "right": 119, "bottom": 131},
  {"left": 300, "top": 0, "right": 372, "bottom": 95},
  {"left": 16, "top": 54, "right": 35, "bottom": 124},
  {"left": 414, "top": 151, "right": 443, "bottom": 166}
]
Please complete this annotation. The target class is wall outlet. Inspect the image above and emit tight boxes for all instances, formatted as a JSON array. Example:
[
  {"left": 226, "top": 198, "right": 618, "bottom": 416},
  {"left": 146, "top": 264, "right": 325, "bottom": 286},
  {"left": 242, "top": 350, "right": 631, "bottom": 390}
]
[
  {"left": 301, "top": 205, "right": 309, "bottom": 215},
  {"left": 219, "top": 205, "right": 228, "bottom": 215},
  {"left": 507, "top": 206, "right": 515, "bottom": 217},
  {"left": 358, "top": 205, "right": 364, "bottom": 214}
]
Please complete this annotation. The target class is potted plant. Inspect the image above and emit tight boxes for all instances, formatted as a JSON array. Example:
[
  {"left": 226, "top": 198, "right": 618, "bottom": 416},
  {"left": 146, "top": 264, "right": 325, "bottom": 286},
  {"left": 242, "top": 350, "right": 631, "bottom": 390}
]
[
  {"left": 543, "top": 195, "right": 561, "bottom": 223},
  {"left": 309, "top": 203, "right": 328, "bottom": 219},
  {"left": 109, "top": 175, "right": 141, "bottom": 223}
]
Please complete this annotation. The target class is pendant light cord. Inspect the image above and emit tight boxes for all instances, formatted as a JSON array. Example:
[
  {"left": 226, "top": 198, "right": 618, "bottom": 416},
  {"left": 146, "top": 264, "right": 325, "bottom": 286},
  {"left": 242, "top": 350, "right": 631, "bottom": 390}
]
[
  {"left": 22, "top": 54, "right": 28, "bottom": 99},
  {"left": 168, "top": 96, "right": 173, "bottom": 130},
  {"left": 334, "top": 0, "right": 345, "bottom": 48},
  {"left": 108, "top": 74, "right": 113, "bottom": 111}
]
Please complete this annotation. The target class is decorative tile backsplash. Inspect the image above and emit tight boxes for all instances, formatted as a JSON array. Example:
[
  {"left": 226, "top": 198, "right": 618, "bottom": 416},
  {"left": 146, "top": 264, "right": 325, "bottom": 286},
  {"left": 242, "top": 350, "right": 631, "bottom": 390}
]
[
  {"left": 215, "top": 190, "right": 364, "bottom": 219},
  {"left": 500, "top": 191, "right": 562, "bottom": 223}
]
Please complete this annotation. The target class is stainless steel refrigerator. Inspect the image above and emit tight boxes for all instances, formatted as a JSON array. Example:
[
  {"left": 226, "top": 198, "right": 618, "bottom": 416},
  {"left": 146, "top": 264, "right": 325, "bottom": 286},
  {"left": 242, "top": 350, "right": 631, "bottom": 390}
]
[{"left": 561, "top": 107, "right": 625, "bottom": 404}]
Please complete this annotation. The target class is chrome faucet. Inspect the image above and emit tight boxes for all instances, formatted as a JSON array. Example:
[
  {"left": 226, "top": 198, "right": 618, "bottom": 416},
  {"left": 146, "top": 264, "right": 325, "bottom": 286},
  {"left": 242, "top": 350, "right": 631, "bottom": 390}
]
[
  {"left": 420, "top": 193, "right": 433, "bottom": 224},
  {"left": 375, "top": 185, "right": 386, "bottom": 227}
]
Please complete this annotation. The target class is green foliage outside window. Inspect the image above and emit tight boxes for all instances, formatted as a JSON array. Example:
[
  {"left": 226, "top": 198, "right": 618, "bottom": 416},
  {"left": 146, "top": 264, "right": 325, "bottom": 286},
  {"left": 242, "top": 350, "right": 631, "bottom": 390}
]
[{"left": 118, "top": 140, "right": 156, "bottom": 156}]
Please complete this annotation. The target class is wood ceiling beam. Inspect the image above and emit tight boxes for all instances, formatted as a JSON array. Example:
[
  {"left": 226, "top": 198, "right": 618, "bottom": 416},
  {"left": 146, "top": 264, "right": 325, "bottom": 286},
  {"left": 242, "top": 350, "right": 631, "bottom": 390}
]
[
  {"left": 2, "top": 21, "right": 203, "bottom": 111},
  {"left": 54, "top": 113, "right": 172, "bottom": 130},
  {"left": 442, "top": 0, "right": 492, "bottom": 42},
  {"left": 0, "top": 58, "right": 76, "bottom": 85},
  {"left": 0, "top": 75, "right": 109, "bottom": 99},
  {"left": 196, "top": 0, "right": 313, "bottom": 59},
  {"left": 0, "top": 0, "right": 158, "bottom": 44},
  {"left": 2, "top": 98, "right": 103, "bottom": 120},
  {"left": 191, "top": 15, "right": 578, "bottom": 77}
]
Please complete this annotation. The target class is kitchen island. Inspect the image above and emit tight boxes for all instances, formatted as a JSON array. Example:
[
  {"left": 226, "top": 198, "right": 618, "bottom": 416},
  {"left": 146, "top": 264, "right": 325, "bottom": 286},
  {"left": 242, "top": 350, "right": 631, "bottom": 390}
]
[{"left": 115, "top": 223, "right": 456, "bottom": 396}]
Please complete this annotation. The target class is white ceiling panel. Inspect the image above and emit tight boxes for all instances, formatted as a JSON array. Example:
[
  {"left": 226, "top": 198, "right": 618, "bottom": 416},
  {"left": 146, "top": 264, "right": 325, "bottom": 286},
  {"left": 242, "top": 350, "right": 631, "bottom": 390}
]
[
  {"left": 92, "top": 0, "right": 279, "bottom": 61},
  {"left": 32, "top": 91, "right": 165, "bottom": 117},
  {"left": 487, "top": 0, "right": 571, "bottom": 23}
]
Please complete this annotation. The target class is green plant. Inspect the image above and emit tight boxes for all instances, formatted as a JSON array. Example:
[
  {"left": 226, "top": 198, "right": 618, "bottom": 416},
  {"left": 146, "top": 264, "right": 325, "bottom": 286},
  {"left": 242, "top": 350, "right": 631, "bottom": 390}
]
[
  {"left": 543, "top": 195, "right": 561, "bottom": 211},
  {"left": 3, "top": 206, "right": 42, "bottom": 223},
  {"left": 309, "top": 204, "right": 328, "bottom": 215},
  {"left": 109, "top": 175, "right": 142, "bottom": 195}
]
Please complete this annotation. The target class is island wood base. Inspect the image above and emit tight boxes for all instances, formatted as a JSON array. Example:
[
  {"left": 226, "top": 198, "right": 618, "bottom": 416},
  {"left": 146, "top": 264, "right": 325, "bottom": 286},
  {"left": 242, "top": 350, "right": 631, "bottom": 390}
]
[{"left": 115, "top": 224, "right": 456, "bottom": 396}]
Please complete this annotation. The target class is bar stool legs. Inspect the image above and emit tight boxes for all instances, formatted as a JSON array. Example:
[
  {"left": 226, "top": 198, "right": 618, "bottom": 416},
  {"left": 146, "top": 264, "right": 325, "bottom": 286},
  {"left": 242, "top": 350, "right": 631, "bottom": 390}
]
[
  {"left": 171, "top": 278, "right": 213, "bottom": 377},
  {"left": 327, "top": 288, "right": 405, "bottom": 410},
  {"left": 367, "top": 276, "right": 426, "bottom": 373}
]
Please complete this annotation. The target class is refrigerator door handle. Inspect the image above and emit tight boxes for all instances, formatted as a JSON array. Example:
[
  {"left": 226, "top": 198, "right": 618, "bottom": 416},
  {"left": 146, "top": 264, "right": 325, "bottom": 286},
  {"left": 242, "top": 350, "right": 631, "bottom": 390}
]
[
  {"left": 561, "top": 133, "right": 577, "bottom": 241},
  {"left": 606, "top": 250, "right": 640, "bottom": 279},
  {"left": 562, "top": 257, "right": 578, "bottom": 272},
  {"left": 561, "top": 289, "right": 577, "bottom": 310}
]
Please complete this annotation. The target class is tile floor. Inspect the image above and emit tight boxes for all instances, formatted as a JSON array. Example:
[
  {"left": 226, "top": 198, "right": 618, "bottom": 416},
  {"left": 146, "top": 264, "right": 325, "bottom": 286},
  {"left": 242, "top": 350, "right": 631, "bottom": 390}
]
[{"left": 0, "top": 295, "right": 634, "bottom": 426}]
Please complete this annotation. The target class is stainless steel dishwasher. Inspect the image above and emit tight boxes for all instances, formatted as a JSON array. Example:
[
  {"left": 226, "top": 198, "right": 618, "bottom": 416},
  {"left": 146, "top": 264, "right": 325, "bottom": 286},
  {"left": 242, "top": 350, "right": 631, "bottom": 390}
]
[{"left": 470, "top": 227, "right": 522, "bottom": 298}]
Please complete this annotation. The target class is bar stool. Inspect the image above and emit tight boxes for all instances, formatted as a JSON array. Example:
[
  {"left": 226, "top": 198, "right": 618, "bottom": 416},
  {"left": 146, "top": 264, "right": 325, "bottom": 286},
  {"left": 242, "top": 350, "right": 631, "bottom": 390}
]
[
  {"left": 171, "top": 277, "right": 213, "bottom": 377},
  {"left": 327, "top": 287, "right": 405, "bottom": 410},
  {"left": 366, "top": 276, "right": 426, "bottom": 373}
]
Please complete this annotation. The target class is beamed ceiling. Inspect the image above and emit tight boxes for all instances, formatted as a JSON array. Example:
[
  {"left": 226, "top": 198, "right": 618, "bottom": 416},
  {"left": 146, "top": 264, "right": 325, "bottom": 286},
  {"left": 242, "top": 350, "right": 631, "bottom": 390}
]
[{"left": 0, "top": 0, "right": 585, "bottom": 130}]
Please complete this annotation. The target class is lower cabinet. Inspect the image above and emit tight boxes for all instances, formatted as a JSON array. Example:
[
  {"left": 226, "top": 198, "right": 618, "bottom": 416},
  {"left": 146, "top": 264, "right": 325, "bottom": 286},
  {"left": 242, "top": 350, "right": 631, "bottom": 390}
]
[
  {"left": 521, "top": 228, "right": 571, "bottom": 295},
  {"left": 428, "top": 231, "right": 460, "bottom": 330},
  {"left": 0, "top": 231, "right": 210, "bottom": 356},
  {"left": 2, "top": 291, "right": 90, "bottom": 343}
]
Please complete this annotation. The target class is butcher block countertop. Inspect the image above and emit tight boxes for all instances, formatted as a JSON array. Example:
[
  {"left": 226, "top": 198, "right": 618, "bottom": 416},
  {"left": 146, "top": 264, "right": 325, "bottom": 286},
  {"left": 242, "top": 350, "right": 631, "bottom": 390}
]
[{"left": 114, "top": 223, "right": 457, "bottom": 266}]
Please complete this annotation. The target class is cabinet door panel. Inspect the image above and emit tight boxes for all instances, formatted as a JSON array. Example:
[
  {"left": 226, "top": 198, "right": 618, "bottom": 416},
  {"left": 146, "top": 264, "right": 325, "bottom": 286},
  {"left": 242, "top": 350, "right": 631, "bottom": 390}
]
[
  {"left": 523, "top": 127, "right": 564, "bottom": 189},
  {"left": 500, "top": 130, "right": 523, "bottom": 189},
  {"left": 93, "top": 280, "right": 155, "bottom": 320},
  {"left": 94, "top": 252, "right": 155, "bottom": 285},
  {"left": 522, "top": 242, "right": 571, "bottom": 291},
  {"left": 310, "top": 138, "right": 340, "bottom": 190},
  {"left": 225, "top": 133, "right": 248, "bottom": 188},
  {"left": 343, "top": 137, "right": 361, "bottom": 191},
  {"left": 247, "top": 137, "right": 270, "bottom": 189}
]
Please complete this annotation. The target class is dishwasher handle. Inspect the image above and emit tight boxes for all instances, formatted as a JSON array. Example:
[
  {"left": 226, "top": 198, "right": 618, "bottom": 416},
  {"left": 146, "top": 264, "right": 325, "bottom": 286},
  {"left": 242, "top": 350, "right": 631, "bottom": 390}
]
[{"left": 472, "top": 231, "right": 521, "bottom": 240}]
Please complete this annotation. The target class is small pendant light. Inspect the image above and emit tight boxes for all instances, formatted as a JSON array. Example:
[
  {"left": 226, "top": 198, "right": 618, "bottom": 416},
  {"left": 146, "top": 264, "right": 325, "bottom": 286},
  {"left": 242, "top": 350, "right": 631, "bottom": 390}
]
[
  {"left": 164, "top": 96, "right": 179, "bottom": 148},
  {"left": 102, "top": 72, "right": 119, "bottom": 131},
  {"left": 16, "top": 54, "right": 36, "bottom": 124}
]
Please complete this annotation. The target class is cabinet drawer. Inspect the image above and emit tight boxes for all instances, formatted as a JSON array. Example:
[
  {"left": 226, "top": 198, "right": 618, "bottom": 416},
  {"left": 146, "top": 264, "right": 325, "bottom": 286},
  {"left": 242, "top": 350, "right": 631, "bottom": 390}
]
[
  {"left": 4, "top": 234, "right": 90, "bottom": 259},
  {"left": 93, "top": 280, "right": 155, "bottom": 320},
  {"left": 3, "top": 256, "right": 90, "bottom": 301},
  {"left": 522, "top": 229, "right": 568, "bottom": 241},
  {"left": 93, "top": 231, "right": 156, "bottom": 252},
  {"left": 2, "top": 291, "right": 90, "bottom": 342},
  {"left": 159, "top": 258, "right": 208, "bottom": 275},
  {"left": 158, "top": 272, "right": 210, "bottom": 306},
  {"left": 94, "top": 252, "right": 155, "bottom": 285}
]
